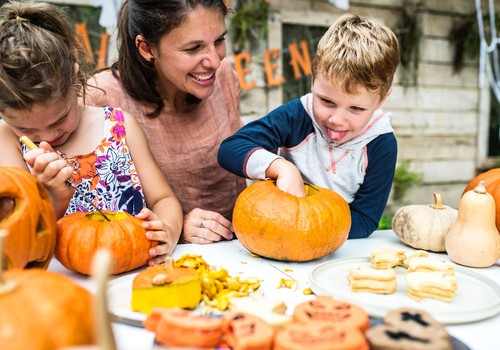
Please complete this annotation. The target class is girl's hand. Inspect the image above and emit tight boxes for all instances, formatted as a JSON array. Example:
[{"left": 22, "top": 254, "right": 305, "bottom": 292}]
[
  {"left": 22, "top": 141, "right": 75, "bottom": 217},
  {"left": 182, "top": 208, "right": 234, "bottom": 244},
  {"left": 135, "top": 207, "right": 175, "bottom": 265}
]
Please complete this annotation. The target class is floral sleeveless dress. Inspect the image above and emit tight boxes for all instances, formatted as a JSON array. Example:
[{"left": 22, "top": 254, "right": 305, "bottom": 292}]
[{"left": 22, "top": 106, "right": 146, "bottom": 215}]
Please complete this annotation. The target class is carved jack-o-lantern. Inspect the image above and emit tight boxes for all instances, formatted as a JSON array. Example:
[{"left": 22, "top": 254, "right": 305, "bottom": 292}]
[{"left": 0, "top": 167, "right": 57, "bottom": 269}]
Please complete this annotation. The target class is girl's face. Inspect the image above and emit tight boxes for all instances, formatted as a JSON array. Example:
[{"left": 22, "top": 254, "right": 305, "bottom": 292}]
[
  {"left": 0, "top": 90, "right": 80, "bottom": 147},
  {"left": 311, "top": 72, "right": 391, "bottom": 143},
  {"left": 151, "top": 6, "right": 227, "bottom": 101}
]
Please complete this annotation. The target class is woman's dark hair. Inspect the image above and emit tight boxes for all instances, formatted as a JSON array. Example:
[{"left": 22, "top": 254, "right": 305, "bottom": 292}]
[
  {"left": 0, "top": 0, "right": 87, "bottom": 111},
  {"left": 113, "top": 0, "right": 228, "bottom": 117}
]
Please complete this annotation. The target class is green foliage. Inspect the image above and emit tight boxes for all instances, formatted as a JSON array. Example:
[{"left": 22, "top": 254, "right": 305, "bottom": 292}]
[
  {"left": 229, "top": 0, "right": 272, "bottom": 53},
  {"left": 378, "top": 213, "right": 394, "bottom": 230},
  {"left": 392, "top": 161, "right": 423, "bottom": 202}
]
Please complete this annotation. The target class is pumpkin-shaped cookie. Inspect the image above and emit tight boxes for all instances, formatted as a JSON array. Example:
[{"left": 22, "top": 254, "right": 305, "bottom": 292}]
[
  {"left": 222, "top": 312, "right": 274, "bottom": 350},
  {"left": 0, "top": 167, "right": 57, "bottom": 269},
  {"left": 56, "top": 211, "right": 157, "bottom": 275},
  {"left": 233, "top": 181, "right": 350, "bottom": 261}
]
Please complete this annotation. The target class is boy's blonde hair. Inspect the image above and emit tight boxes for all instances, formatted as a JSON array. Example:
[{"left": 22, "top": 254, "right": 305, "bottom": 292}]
[
  {"left": 0, "top": 0, "right": 87, "bottom": 111},
  {"left": 312, "top": 13, "right": 400, "bottom": 98}
]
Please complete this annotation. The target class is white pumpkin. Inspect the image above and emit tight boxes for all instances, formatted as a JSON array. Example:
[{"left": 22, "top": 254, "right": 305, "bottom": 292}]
[{"left": 391, "top": 193, "right": 458, "bottom": 252}]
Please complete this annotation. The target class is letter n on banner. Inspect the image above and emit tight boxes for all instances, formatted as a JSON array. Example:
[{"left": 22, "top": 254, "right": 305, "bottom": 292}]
[{"left": 289, "top": 40, "right": 311, "bottom": 79}]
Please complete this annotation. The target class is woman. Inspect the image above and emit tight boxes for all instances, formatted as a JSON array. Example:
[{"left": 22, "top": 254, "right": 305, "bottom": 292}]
[{"left": 86, "top": 0, "right": 247, "bottom": 244}]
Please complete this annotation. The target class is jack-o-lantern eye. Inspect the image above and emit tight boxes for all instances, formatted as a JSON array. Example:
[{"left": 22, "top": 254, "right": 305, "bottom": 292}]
[{"left": 0, "top": 196, "right": 16, "bottom": 223}]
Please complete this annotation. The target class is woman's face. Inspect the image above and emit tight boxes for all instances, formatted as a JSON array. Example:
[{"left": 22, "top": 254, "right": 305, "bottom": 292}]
[{"left": 152, "top": 6, "right": 227, "bottom": 101}]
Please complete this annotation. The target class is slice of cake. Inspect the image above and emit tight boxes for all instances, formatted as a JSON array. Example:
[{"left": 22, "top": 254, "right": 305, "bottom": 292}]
[
  {"left": 131, "top": 263, "right": 202, "bottom": 314},
  {"left": 348, "top": 265, "right": 397, "bottom": 294},
  {"left": 406, "top": 272, "right": 457, "bottom": 302},
  {"left": 407, "top": 257, "right": 455, "bottom": 275},
  {"left": 370, "top": 248, "right": 406, "bottom": 269}
]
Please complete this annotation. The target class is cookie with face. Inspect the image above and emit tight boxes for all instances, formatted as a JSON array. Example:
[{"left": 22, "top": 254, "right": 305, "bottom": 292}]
[
  {"left": 366, "top": 308, "right": 452, "bottom": 350},
  {"left": 222, "top": 312, "right": 274, "bottom": 350},
  {"left": 274, "top": 321, "right": 369, "bottom": 350},
  {"left": 293, "top": 295, "right": 370, "bottom": 331}
]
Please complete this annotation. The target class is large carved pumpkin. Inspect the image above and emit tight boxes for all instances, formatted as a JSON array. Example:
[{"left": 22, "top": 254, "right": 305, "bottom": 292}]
[
  {"left": 0, "top": 167, "right": 57, "bottom": 269},
  {"left": 233, "top": 181, "right": 351, "bottom": 261},
  {"left": 463, "top": 168, "right": 500, "bottom": 232},
  {"left": 56, "top": 211, "right": 157, "bottom": 275},
  {"left": 0, "top": 267, "right": 95, "bottom": 349}
]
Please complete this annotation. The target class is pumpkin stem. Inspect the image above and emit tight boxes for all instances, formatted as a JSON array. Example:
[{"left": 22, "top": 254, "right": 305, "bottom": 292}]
[
  {"left": 91, "top": 249, "right": 117, "bottom": 350},
  {"left": 429, "top": 192, "right": 445, "bottom": 210},
  {"left": 474, "top": 181, "right": 488, "bottom": 194},
  {"left": 0, "top": 229, "right": 16, "bottom": 293}
]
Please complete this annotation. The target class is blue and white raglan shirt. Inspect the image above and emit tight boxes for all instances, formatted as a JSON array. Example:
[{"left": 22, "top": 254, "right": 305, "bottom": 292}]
[{"left": 218, "top": 93, "right": 397, "bottom": 239}]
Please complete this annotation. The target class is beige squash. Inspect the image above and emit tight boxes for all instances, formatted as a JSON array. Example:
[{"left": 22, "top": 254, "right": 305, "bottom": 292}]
[
  {"left": 445, "top": 181, "right": 500, "bottom": 267},
  {"left": 391, "top": 193, "right": 458, "bottom": 252}
]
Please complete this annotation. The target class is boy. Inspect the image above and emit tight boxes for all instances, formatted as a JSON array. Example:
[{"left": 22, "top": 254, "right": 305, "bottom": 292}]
[{"left": 218, "top": 13, "right": 400, "bottom": 239}]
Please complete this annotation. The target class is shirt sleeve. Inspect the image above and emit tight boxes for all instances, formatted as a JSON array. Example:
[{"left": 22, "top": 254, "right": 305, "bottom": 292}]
[
  {"left": 348, "top": 133, "right": 398, "bottom": 239},
  {"left": 218, "top": 99, "right": 313, "bottom": 178}
]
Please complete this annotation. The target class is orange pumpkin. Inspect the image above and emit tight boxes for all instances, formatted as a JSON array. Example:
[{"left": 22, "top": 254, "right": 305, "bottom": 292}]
[
  {"left": 233, "top": 181, "right": 351, "bottom": 261},
  {"left": 463, "top": 168, "right": 500, "bottom": 232},
  {"left": 0, "top": 268, "right": 95, "bottom": 349},
  {"left": 0, "top": 167, "right": 57, "bottom": 269},
  {"left": 56, "top": 211, "right": 157, "bottom": 275}
]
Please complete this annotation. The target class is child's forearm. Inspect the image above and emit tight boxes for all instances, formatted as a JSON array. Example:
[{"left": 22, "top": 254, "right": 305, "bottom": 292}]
[{"left": 152, "top": 197, "right": 183, "bottom": 254}]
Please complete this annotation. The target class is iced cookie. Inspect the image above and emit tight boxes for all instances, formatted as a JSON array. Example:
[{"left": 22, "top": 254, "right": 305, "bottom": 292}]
[
  {"left": 348, "top": 265, "right": 397, "bottom": 294},
  {"left": 406, "top": 272, "right": 457, "bottom": 302},
  {"left": 370, "top": 248, "right": 406, "bottom": 269},
  {"left": 222, "top": 312, "right": 274, "bottom": 350},
  {"left": 293, "top": 295, "right": 370, "bottom": 331}
]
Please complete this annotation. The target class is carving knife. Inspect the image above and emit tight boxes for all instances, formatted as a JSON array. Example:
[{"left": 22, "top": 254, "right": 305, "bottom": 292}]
[{"left": 20, "top": 135, "right": 111, "bottom": 221}]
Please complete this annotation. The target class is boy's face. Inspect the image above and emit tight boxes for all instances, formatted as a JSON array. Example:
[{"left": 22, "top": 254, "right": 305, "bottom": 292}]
[{"left": 311, "top": 72, "right": 391, "bottom": 143}]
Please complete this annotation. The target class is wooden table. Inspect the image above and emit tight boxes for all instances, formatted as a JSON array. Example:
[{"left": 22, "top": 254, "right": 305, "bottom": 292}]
[{"left": 48, "top": 230, "right": 500, "bottom": 350}]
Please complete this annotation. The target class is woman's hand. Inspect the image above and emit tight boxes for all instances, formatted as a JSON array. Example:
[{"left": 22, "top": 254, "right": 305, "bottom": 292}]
[
  {"left": 182, "top": 208, "right": 234, "bottom": 244},
  {"left": 136, "top": 207, "right": 175, "bottom": 265}
]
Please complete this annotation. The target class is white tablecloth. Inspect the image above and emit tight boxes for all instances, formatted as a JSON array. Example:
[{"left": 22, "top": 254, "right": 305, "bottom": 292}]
[{"left": 48, "top": 230, "right": 500, "bottom": 350}]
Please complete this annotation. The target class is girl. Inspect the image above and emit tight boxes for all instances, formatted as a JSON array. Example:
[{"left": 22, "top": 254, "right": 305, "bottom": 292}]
[{"left": 0, "top": 0, "right": 183, "bottom": 264}]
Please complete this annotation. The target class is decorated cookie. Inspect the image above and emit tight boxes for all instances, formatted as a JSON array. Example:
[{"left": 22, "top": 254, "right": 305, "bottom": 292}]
[
  {"left": 229, "top": 296, "right": 291, "bottom": 330},
  {"left": 293, "top": 295, "right": 370, "bottom": 331},
  {"left": 222, "top": 312, "right": 274, "bottom": 350},
  {"left": 274, "top": 321, "right": 369, "bottom": 350},
  {"left": 366, "top": 308, "right": 451, "bottom": 350},
  {"left": 347, "top": 265, "right": 397, "bottom": 294},
  {"left": 144, "top": 307, "right": 224, "bottom": 348}
]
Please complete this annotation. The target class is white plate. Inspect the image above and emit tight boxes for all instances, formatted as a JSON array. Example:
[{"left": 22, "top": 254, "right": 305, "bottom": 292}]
[
  {"left": 107, "top": 273, "right": 146, "bottom": 327},
  {"left": 308, "top": 257, "right": 500, "bottom": 325}
]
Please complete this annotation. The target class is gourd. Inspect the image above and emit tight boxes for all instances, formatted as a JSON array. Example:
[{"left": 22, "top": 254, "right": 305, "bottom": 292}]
[
  {"left": 391, "top": 193, "right": 458, "bottom": 252},
  {"left": 445, "top": 181, "right": 500, "bottom": 267},
  {"left": 463, "top": 168, "right": 500, "bottom": 232},
  {"left": 0, "top": 167, "right": 57, "bottom": 269},
  {"left": 56, "top": 211, "right": 157, "bottom": 275},
  {"left": 232, "top": 180, "right": 351, "bottom": 262},
  {"left": 0, "top": 230, "right": 95, "bottom": 349}
]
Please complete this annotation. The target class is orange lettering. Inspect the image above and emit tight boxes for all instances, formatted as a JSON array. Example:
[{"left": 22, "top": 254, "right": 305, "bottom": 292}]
[
  {"left": 289, "top": 40, "right": 311, "bottom": 79},
  {"left": 233, "top": 52, "right": 256, "bottom": 90},
  {"left": 264, "top": 49, "right": 285, "bottom": 87},
  {"left": 75, "top": 22, "right": 94, "bottom": 64},
  {"left": 96, "top": 32, "right": 110, "bottom": 69}
]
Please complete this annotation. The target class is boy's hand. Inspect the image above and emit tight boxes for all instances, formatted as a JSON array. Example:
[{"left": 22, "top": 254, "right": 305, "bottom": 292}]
[
  {"left": 135, "top": 207, "right": 174, "bottom": 265},
  {"left": 267, "top": 158, "right": 306, "bottom": 197},
  {"left": 182, "top": 208, "right": 234, "bottom": 244}
]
